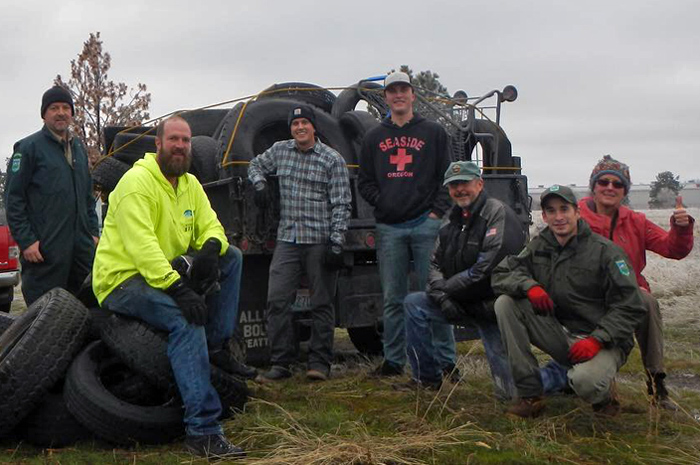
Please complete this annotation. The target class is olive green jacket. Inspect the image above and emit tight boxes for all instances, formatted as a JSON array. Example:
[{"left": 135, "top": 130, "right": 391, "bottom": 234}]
[{"left": 492, "top": 220, "right": 645, "bottom": 354}]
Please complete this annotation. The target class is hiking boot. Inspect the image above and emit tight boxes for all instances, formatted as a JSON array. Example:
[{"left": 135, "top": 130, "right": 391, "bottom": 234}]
[
  {"left": 255, "top": 365, "right": 292, "bottom": 384},
  {"left": 209, "top": 349, "right": 257, "bottom": 379},
  {"left": 392, "top": 378, "right": 442, "bottom": 392},
  {"left": 184, "top": 434, "right": 246, "bottom": 458},
  {"left": 442, "top": 363, "right": 462, "bottom": 383},
  {"left": 368, "top": 360, "right": 403, "bottom": 378},
  {"left": 593, "top": 381, "right": 621, "bottom": 417},
  {"left": 647, "top": 372, "right": 678, "bottom": 411},
  {"left": 506, "top": 397, "right": 545, "bottom": 419},
  {"left": 306, "top": 368, "right": 329, "bottom": 381}
]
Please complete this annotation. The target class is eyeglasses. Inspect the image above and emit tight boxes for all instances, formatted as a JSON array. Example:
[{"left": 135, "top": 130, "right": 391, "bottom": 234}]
[{"left": 596, "top": 179, "right": 625, "bottom": 189}]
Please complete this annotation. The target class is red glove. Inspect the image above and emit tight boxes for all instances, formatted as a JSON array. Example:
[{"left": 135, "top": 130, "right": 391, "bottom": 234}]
[
  {"left": 526, "top": 286, "right": 554, "bottom": 315},
  {"left": 568, "top": 337, "right": 602, "bottom": 363}
]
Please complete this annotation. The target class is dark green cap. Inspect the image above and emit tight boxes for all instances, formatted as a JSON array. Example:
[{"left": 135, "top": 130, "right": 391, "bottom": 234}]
[
  {"left": 540, "top": 184, "right": 577, "bottom": 208},
  {"left": 443, "top": 161, "right": 481, "bottom": 186}
]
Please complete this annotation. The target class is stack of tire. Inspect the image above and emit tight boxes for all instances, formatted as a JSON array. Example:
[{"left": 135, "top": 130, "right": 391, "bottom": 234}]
[
  {"left": 94, "top": 82, "right": 383, "bottom": 195},
  {"left": 0, "top": 288, "right": 249, "bottom": 448}
]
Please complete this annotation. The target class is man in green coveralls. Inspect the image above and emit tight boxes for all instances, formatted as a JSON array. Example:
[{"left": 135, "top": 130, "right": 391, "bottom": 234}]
[{"left": 5, "top": 86, "right": 99, "bottom": 304}]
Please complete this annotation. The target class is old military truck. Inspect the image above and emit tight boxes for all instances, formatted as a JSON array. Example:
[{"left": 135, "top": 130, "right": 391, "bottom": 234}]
[{"left": 98, "top": 79, "right": 529, "bottom": 366}]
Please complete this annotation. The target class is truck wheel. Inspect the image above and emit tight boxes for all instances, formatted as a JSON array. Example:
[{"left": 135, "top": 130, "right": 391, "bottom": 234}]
[
  {"left": 92, "top": 157, "right": 131, "bottom": 194},
  {"left": 0, "top": 286, "right": 13, "bottom": 313},
  {"left": 190, "top": 135, "right": 219, "bottom": 183},
  {"left": 0, "top": 312, "right": 14, "bottom": 335},
  {"left": 347, "top": 326, "right": 383, "bottom": 356},
  {"left": 257, "top": 82, "right": 336, "bottom": 113},
  {"left": 64, "top": 341, "right": 184, "bottom": 445},
  {"left": 331, "top": 81, "right": 385, "bottom": 119},
  {"left": 14, "top": 380, "right": 92, "bottom": 447},
  {"left": 101, "top": 314, "right": 249, "bottom": 413},
  {"left": 111, "top": 133, "right": 156, "bottom": 165},
  {"left": 0, "top": 288, "right": 90, "bottom": 437}
]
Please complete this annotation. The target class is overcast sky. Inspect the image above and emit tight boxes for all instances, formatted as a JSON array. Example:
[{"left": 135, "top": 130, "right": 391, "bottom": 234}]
[{"left": 2, "top": 0, "right": 698, "bottom": 186}]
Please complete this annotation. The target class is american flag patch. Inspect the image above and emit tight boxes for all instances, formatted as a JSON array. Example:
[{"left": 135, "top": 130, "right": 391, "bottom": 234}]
[{"left": 486, "top": 228, "right": 497, "bottom": 237}]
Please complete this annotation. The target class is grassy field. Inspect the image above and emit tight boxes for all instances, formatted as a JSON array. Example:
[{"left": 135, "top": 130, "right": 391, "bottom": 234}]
[{"left": 1, "top": 209, "right": 699, "bottom": 464}]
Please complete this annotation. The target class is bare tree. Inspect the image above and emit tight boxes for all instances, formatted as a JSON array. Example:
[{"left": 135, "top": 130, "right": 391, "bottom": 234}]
[{"left": 55, "top": 32, "right": 151, "bottom": 166}]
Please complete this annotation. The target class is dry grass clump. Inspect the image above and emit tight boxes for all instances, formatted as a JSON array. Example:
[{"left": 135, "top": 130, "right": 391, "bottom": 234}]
[{"left": 234, "top": 399, "right": 493, "bottom": 465}]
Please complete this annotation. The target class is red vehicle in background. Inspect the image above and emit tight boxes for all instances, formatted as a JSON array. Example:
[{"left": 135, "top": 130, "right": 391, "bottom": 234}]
[{"left": 0, "top": 209, "right": 20, "bottom": 312}]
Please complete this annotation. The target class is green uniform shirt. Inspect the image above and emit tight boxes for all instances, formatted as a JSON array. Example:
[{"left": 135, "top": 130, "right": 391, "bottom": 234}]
[
  {"left": 491, "top": 219, "right": 645, "bottom": 354},
  {"left": 92, "top": 153, "right": 228, "bottom": 304}
]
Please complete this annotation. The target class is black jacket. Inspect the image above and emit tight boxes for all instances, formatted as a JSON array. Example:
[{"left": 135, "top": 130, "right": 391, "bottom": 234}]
[
  {"left": 358, "top": 114, "right": 452, "bottom": 224},
  {"left": 428, "top": 192, "right": 527, "bottom": 309}
]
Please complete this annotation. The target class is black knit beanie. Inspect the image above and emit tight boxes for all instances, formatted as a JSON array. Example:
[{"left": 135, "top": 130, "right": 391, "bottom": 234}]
[
  {"left": 41, "top": 86, "right": 74, "bottom": 118},
  {"left": 287, "top": 105, "right": 316, "bottom": 130}
]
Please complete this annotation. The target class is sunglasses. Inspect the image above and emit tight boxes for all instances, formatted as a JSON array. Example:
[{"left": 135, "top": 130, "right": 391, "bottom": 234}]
[{"left": 596, "top": 179, "right": 625, "bottom": 189}]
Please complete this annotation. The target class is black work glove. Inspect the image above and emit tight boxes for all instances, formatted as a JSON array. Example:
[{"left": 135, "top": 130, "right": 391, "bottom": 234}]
[
  {"left": 191, "top": 238, "right": 221, "bottom": 288},
  {"left": 253, "top": 181, "right": 270, "bottom": 209},
  {"left": 427, "top": 279, "right": 448, "bottom": 305},
  {"left": 324, "top": 242, "right": 345, "bottom": 270},
  {"left": 165, "top": 279, "right": 208, "bottom": 325},
  {"left": 440, "top": 297, "right": 465, "bottom": 324},
  {"left": 443, "top": 275, "right": 464, "bottom": 296}
]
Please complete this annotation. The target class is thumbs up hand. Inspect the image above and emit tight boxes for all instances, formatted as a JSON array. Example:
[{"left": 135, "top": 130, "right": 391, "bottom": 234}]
[{"left": 672, "top": 196, "right": 690, "bottom": 227}]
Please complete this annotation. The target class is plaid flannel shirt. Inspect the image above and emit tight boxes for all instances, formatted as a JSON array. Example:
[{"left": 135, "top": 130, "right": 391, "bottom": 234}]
[{"left": 248, "top": 139, "right": 351, "bottom": 245}]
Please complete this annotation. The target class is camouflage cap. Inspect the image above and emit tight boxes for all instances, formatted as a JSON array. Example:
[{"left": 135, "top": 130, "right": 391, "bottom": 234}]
[
  {"left": 443, "top": 161, "right": 481, "bottom": 186},
  {"left": 540, "top": 184, "right": 577, "bottom": 208}
]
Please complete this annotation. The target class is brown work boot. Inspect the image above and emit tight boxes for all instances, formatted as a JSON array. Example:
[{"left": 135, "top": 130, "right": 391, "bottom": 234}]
[
  {"left": 593, "top": 381, "right": 621, "bottom": 417},
  {"left": 506, "top": 396, "right": 545, "bottom": 419}
]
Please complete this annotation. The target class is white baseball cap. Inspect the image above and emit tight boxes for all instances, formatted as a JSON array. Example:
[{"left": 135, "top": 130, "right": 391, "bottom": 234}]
[{"left": 384, "top": 71, "right": 412, "bottom": 89}]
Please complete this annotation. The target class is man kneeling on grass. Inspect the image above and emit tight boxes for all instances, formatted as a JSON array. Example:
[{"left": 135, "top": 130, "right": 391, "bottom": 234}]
[{"left": 491, "top": 185, "right": 646, "bottom": 418}]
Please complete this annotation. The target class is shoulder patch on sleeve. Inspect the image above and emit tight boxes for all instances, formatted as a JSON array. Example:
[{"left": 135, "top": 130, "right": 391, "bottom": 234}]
[
  {"left": 615, "top": 259, "right": 630, "bottom": 276},
  {"left": 10, "top": 153, "right": 22, "bottom": 172}
]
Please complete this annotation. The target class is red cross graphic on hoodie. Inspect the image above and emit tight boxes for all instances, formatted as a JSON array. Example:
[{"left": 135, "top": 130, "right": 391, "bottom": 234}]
[{"left": 390, "top": 148, "right": 413, "bottom": 171}]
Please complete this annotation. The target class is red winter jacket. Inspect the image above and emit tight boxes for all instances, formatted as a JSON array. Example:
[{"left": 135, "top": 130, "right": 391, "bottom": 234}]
[{"left": 579, "top": 197, "right": 694, "bottom": 291}]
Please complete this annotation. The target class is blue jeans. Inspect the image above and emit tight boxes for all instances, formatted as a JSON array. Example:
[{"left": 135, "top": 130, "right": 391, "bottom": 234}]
[
  {"left": 103, "top": 247, "right": 243, "bottom": 436},
  {"left": 376, "top": 218, "right": 455, "bottom": 368},
  {"left": 405, "top": 292, "right": 516, "bottom": 400}
]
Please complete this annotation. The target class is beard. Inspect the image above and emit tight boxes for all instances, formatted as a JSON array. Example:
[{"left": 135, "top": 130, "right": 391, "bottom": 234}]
[{"left": 158, "top": 146, "right": 191, "bottom": 178}]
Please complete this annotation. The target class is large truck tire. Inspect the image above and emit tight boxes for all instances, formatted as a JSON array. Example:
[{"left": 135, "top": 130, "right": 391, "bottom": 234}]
[
  {"left": 0, "top": 312, "right": 13, "bottom": 334},
  {"left": 190, "top": 135, "right": 219, "bottom": 183},
  {"left": 180, "top": 109, "right": 229, "bottom": 137},
  {"left": 64, "top": 341, "right": 184, "bottom": 445},
  {"left": 218, "top": 98, "right": 355, "bottom": 177},
  {"left": 338, "top": 110, "right": 380, "bottom": 165},
  {"left": 92, "top": 157, "right": 131, "bottom": 194},
  {"left": 464, "top": 119, "right": 513, "bottom": 173},
  {"left": 331, "top": 81, "right": 385, "bottom": 119},
  {"left": 0, "top": 288, "right": 90, "bottom": 437},
  {"left": 0, "top": 286, "right": 13, "bottom": 313},
  {"left": 111, "top": 133, "right": 157, "bottom": 165},
  {"left": 257, "top": 82, "right": 336, "bottom": 113},
  {"left": 14, "top": 381, "right": 92, "bottom": 447},
  {"left": 101, "top": 315, "right": 249, "bottom": 413}
]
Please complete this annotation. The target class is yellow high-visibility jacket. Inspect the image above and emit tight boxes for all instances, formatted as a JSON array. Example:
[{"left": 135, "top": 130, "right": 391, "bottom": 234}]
[{"left": 93, "top": 153, "right": 228, "bottom": 304}]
